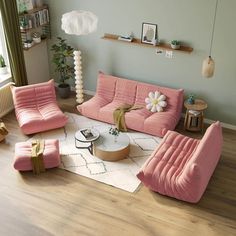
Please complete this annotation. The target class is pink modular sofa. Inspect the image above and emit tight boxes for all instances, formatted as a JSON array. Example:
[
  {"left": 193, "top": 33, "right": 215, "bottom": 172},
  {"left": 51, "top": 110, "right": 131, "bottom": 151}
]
[
  {"left": 78, "top": 72, "right": 184, "bottom": 137},
  {"left": 137, "top": 121, "right": 223, "bottom": 203},
  {"left": 11, "top": 80, "right": 68, "bottom": 135}
]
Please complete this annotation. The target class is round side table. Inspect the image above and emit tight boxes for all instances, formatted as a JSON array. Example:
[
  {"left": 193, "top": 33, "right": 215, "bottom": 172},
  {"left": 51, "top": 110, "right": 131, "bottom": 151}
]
[
  {"left": 93, "top": 131, "right": 130, "bottom": 161},
  {"left": 75, "top": 128, "right": 100, "bottom": 154},
  {"left": 184, "top": 99, "right": 208, "bottom": 132}
]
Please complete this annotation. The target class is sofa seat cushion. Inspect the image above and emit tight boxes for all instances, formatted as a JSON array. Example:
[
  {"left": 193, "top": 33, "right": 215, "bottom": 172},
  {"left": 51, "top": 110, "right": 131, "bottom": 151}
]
[
  {"left": 124, "top": 108, "right": 152, "bottom": 132},
  {"left": 14, "top": 139, "right": 60, "bottom": 171},
  {"left": 98, "top": 101, "right": 127, "bottom": 124},
  {"left": 12, "top": 80, "right": 68, "bottom": 135},
  {"left": 144, "top": 111, "right": 179, "bottom": 137},
  {"left": 137, "top": 122, "right": 223, "bottom": 203}
]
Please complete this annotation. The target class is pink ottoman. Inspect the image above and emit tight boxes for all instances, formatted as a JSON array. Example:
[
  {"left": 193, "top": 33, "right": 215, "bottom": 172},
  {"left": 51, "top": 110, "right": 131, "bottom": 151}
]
[{"left": 14, "top": 139, "right": 60, "bottom": 172}]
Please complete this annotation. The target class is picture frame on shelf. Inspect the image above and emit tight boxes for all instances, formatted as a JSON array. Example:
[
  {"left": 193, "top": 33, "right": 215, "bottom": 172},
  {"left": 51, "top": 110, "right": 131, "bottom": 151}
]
[
  {"left": 17, "top": 0, "right": 34, "bottom": 13},
  {"left": 141, "top": 23, "right": 158, "bottom": 45}
]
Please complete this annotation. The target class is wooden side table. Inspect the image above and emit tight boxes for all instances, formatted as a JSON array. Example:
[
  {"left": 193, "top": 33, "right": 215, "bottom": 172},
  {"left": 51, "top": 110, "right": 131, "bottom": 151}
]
[{"left": 184, "top": 99, "right": 208, "bottom": 132}]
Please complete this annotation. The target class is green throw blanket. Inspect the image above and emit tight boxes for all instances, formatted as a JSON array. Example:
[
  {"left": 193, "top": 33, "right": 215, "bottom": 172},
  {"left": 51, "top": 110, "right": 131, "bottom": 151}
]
[
  {"left": 0, "top": 120, "right": 8, "bottom": 136},
  {"left": 31, "top": 140, "right": 45, "bottom": 174},
  {"left": 113, "top": 104, "right": 143, "bottom": 132}
]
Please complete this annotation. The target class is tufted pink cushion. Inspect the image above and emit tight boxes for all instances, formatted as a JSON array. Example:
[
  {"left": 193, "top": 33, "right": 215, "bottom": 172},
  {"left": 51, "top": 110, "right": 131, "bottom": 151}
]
[
  {"left": 14, "top": 139, "right": 60, "bottom": 171},
  {"left": 12, "top": 80, "right": 68, "bottom": 134},
  {"left": 137, "top": 122, "right": 223, "bottom": 203},
  {"left": 78, "top": 72, "right": 184, "bottom": 137},
  {"left": 78, "top": 72, "right": 117, "bottom": 119}
]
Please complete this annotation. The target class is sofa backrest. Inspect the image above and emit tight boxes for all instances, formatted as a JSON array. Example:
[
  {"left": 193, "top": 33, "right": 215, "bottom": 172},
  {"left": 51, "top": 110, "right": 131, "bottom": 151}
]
[
  {"left": 113, "top": 78, "right": 137, "bottom": 104},
  {"left": 96, "top": 72, "right": 117, "bottom": 103},
  {"left": 183, "top": 121, "right": 223, "bottom": 200},
  {"left": 189, "top": 121, "right": 223, "bottom": 167},
  {"left": 135, "top": 82, "right": 184, "bottom": 115},
  {"left": 12, "top": 80, "right": 56, "bottom": 109},
  {"left": 96, "top": 72, "right": 184, "bottom": 115}
]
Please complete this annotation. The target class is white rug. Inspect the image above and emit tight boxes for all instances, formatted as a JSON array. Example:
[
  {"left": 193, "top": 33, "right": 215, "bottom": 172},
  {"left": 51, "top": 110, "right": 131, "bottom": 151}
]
[{"left": 32, "top": 113, "right": 162, "bottom": 192}]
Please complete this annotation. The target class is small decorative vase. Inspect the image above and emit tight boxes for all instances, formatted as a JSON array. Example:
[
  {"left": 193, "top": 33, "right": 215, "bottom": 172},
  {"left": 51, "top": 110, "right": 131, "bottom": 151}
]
[
  {"left": 187, "top": 97, "right": 195, "bottom": 105},
  {"left": 171, "top": 44, "right": 180, "bottom": 50}
]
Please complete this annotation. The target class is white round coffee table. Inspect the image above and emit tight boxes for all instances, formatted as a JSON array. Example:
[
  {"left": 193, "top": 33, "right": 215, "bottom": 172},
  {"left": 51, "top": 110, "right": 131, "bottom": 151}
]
[
  {"left": 93, "top": 131, "right": 130, "bottom": 161},
  {"left": 75, "top": 128, "right": 100, "bottom": 154}
]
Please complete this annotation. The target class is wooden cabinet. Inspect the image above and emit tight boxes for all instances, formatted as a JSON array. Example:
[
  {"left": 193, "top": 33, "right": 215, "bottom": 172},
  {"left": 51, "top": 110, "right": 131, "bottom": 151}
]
[{"left": 19, "top": 5, "right": 50, "bottom": 50}]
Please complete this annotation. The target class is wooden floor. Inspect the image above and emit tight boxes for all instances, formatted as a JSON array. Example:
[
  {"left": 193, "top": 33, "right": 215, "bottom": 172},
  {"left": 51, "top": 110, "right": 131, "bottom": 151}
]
[{"left": 0, "top": 93, "right": 236, "bottom": 236}]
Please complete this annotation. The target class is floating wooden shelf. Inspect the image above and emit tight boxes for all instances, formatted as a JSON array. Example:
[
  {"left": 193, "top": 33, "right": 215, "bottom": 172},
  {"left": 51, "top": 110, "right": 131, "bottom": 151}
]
[
  {"left": 101, "top": 33, "right": 193, "bottom": 54},
  {"left": 19, "top": 5, "right": 49, "bottom": 16}
]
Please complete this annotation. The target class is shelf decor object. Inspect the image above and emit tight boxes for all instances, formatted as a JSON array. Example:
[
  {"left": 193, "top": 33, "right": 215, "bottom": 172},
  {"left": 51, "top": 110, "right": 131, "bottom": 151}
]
[
  {"left": 202, "top": 0, "right": 218, "bottom": 78},
  {"left": 73, "top": 50, "right": 83, "bottom": 103},
  {"left": 61, "top": 10, "right": 98, "bottom": 104},
  {"left": 170, "top": 40, "right": 180, "bottom": 50},
  {"left": 102, "top": 33, "right": 193, "bottom": 54},
  {"left": 141, "top": 22, "right": 158, "bottom": 45},
  {"left": 19, "top": 4, "right": 51, "bottom": 50}
]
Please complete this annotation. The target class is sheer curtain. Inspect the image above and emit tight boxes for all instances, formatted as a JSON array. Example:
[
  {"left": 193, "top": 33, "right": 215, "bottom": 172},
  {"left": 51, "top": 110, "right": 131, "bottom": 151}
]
[{"left": 0, "top": 0, "right": 28, "bottom": 86}]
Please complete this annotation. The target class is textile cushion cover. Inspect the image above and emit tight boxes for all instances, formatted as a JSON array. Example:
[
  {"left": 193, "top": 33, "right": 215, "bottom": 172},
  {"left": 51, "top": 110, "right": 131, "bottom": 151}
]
[
  {"left": 137, "top": 121, "right": 223, "bottom": 203},
  {"left": 78, "top": 72, "right": 184, "bottom": 137},
  {"left": 14, "top": 139, "right": 60, "bottom": 171},
  {"left": 12, "top": 80, "right": 68, "bottom": 134}
]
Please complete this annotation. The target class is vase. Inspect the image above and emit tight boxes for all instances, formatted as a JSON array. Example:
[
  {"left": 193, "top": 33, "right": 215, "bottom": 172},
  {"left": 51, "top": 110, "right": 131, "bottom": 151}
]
[
  {"left": 114, "top": 135, "right": 118, "bottom": 143},
  {"left": 187, "top": 98, "right": 195, "bottom": 105}
]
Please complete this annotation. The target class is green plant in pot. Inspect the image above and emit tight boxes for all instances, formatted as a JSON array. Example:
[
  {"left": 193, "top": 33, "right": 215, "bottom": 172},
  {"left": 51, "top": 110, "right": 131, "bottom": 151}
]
[
  {"left": 170, "top": 40, "right": 180, "bottom": 50},
  {"left": 0, "top": 54, "right": 7, "bottom": 75},
  {"left": 51, "top": 37, "right": 74, "bottom": 98}
]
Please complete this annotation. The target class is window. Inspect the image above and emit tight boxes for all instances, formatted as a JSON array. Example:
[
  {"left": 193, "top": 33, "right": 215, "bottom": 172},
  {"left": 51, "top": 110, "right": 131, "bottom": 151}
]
[{"left": 0, "top": 11, "right": 11, "bottom": 85}]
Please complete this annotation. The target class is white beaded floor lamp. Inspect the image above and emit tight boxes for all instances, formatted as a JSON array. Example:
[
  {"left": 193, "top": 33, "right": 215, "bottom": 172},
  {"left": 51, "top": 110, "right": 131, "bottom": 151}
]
[
  {"left": 73, "top": 50, "right": 83, "bottom": 103},
  {"left": 61, "top": 10, "right": 98, "bottom": 103}
]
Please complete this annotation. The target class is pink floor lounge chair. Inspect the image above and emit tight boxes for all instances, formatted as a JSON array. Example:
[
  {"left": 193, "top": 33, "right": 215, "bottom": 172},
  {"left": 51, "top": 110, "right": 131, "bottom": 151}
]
[
  {"left": 11, "top": 80, "right": 68, "bottom": 135},
  {"left": 137, "top": 121, "right": 223, "bottom": 203}
]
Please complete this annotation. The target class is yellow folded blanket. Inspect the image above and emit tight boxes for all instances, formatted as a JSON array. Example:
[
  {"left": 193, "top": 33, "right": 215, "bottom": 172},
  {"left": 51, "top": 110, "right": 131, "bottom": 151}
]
[
  {"left": 31, "top": 140, "right": 45, "bottom": 174},
  {"left": 113, "top": 104, "right": 143, "bottom": 132}
]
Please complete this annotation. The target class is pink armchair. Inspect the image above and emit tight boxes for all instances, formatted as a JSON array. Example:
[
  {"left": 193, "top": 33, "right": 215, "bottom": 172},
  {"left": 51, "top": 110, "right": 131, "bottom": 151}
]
[
  {"left": 11, "top": 80, "right": 68, "bottom": 135},
  {"left": 137, "top": 121, "right": 223, "bottom": 203}
]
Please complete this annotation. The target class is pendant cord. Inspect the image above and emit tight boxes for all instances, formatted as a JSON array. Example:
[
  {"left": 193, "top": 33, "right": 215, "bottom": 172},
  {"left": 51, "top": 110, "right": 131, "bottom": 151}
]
[{"left": 209, "top": 0, "right": 218, "bottom": 57}]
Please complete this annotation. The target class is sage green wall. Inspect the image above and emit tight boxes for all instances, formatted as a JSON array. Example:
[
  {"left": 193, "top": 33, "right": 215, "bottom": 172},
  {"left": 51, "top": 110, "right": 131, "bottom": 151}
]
[{"left": 45, "top": 0, "right": 236, "bottom": 125}]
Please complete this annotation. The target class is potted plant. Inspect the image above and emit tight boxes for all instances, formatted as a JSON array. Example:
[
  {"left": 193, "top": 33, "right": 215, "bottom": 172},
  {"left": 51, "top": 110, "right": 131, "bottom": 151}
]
[
  {"left": 109, "top": 127, "right": 120, "bottom": 143},
  {"left": 170, "top": 40, "right": 180, "bottom": 50},
  {"left": 51, "top": 37, "right": 74, "bottom": 98},
  {"left": 0, "top": 54, "right": 7, "bottom": 75}
]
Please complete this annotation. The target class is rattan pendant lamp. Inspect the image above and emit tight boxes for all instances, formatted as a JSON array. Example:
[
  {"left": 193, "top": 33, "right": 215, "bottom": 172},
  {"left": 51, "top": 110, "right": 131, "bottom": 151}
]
[{"left": 202, "top": 0, "right": 218, "bottom": 78}]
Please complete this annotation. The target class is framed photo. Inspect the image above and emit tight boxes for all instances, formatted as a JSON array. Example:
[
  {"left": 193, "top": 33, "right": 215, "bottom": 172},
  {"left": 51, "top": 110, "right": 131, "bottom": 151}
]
[
  {"left": 17, "top": 0, "right": 34, "bottom": 13},
  {"left": 141, "top": 23, "right": 158, "bottom": 45}
]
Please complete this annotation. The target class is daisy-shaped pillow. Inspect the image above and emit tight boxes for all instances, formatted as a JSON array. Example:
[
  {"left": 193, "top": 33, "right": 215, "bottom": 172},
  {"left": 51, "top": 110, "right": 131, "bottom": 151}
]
[{"left": 145, "top": 91, "right": 167, "bottom": 112}]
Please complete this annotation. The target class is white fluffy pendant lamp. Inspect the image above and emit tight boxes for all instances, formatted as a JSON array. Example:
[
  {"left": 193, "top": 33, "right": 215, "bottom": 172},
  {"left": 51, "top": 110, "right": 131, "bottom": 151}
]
[{"left": 202, "top": 0, "right": 218, "bottom": 78}]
